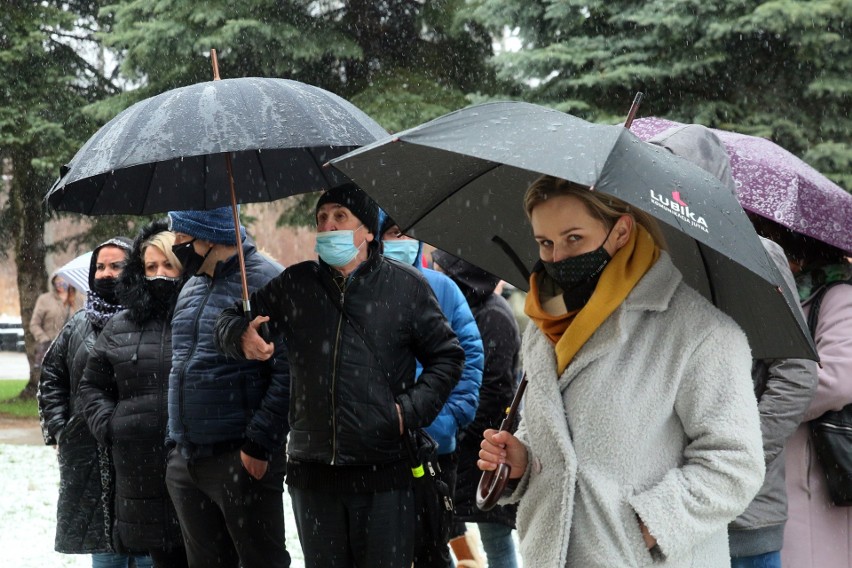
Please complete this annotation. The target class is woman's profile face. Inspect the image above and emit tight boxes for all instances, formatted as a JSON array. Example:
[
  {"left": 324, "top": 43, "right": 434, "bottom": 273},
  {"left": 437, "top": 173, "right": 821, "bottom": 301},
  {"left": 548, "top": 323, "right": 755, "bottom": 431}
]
[
  {"left": 143, "top": 245, "right": 180, "bottom": 278},
  {"left": 530, "top": 194, "right": 614, "bottom": 263}
]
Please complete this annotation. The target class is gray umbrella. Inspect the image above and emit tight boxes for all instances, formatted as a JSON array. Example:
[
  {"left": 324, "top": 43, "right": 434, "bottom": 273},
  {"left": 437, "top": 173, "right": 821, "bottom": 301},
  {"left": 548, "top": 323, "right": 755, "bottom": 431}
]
[
  {"left": 46, "top": 77, "right": 389, "bottom": 215},
  {"left": 330, "top": 101, "right": 816, "bottom": 360}
]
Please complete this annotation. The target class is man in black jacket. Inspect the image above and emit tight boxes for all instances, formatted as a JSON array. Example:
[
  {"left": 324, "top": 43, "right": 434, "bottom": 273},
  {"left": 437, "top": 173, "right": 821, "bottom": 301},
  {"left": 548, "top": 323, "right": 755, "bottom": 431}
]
[
  {"left": 164, "top": 206, "right": 291, "bottom": 568},
  {"left": 215, "top": 184, "right": 465, "bottom": 568}
]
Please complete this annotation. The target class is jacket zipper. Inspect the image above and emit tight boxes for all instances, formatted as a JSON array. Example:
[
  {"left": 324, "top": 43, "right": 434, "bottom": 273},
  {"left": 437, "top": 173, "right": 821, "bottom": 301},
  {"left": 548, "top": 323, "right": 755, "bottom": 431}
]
[{"left": 330, "top": 283, "right": 346, "bottom": 465}]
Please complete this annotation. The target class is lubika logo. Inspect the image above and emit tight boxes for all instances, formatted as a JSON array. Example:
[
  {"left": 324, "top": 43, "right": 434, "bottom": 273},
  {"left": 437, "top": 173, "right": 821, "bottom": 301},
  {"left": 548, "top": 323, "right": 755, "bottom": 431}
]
[{"left": 649, "top": 190, "right": 709, "bottom": 233}]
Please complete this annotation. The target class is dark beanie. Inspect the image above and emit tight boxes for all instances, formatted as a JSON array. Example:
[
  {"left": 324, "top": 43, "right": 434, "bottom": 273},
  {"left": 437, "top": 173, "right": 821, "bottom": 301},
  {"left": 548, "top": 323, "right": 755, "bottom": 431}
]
[
  {"left": 315, "top": 183, "right": 380, "bottom": 236},
  {"left": 167, "top": 205, "right": 246, "bottom": 245}
]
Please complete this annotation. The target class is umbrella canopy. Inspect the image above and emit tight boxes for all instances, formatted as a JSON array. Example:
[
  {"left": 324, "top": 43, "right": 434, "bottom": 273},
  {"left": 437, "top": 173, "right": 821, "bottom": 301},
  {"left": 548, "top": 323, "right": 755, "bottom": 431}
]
[
  {"left": 46, "top": 77, "right": 389, "bottom": 215},
  {"left": 630, "top": 117, "right": 852, "bottom": 255},
  {"left": 330, "top": 101, "right": 817, "bottom": 360},
  {"left": 55, "top": 251, "right": 92, "bottom": 294}
]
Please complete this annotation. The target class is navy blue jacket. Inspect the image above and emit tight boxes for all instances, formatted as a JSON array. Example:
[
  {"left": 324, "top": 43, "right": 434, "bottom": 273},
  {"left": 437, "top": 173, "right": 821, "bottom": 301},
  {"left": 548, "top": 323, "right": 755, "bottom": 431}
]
[{"left": 168, "top": 240, "right": 289, "bottom": 460}]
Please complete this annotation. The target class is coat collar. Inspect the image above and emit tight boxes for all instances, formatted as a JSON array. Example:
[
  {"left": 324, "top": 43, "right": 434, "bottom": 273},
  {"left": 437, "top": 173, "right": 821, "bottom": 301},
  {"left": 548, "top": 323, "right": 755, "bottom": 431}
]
[{"left": 526, "top": 251, "right": 682, "bottom": 388}]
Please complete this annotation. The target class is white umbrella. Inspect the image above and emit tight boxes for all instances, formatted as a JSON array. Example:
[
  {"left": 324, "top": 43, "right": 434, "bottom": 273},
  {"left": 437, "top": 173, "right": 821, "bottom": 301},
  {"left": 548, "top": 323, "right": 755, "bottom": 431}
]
[{"left": 55, "top": 251, "right": 92, "bottom": 294}]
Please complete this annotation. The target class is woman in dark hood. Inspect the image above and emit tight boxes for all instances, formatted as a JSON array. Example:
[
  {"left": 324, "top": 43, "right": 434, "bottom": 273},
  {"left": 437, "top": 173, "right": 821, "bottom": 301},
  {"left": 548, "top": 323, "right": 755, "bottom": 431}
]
[
  {"left": 79, "top": 220, "right": 187, "bottom": 567},
  {"left": 431, "top": 250, "right": 521, "bottom": 568},
  {"left": 38, "top": 236, "right": 157, "bottom": 567}
]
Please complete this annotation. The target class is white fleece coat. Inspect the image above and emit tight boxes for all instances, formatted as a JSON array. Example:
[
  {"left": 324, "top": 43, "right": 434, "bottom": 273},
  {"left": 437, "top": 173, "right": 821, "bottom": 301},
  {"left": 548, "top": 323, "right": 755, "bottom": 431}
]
[{"left": 505, "top": 253, "right": 765, "bottom": 567}]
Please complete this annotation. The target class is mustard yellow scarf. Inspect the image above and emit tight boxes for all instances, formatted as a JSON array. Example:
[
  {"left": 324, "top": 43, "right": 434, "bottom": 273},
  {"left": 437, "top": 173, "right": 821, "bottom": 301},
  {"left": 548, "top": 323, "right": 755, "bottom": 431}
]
[{"left": 525, "top": 225, "right": 660, "bottom": 375}]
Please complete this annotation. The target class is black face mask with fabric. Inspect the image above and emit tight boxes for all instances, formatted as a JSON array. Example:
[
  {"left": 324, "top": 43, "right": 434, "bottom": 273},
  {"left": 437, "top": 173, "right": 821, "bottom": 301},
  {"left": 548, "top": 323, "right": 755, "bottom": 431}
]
[
  {"left": 91, "top": 277, "right": 120, "bottom": 305},
  {"left": 172, "top": 239, "right": 206, "bottom": 277},
  {"left": 542, "top": 226, "right": 614, "bottom": 311},
  {"left": 145, "top": 276, "right": 182, "bottom": 310}
]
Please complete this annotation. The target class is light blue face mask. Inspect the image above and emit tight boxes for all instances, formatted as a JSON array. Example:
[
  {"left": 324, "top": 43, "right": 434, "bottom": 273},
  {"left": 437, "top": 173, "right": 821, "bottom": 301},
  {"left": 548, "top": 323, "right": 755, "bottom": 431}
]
[
  {"left": 315, "top": 226, "right": 365, "bottom": 267},
  {"left": 382, "top": 239, "right": 420, "bottom": 266}
]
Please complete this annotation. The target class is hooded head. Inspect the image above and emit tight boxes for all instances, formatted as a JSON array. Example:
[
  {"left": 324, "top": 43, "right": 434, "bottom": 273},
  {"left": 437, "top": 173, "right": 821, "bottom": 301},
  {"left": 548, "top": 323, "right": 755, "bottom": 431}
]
[
  {"left": 167, "top": 205, "right": 246, "bottom": 245},
  {"left": 431, "top": 249, "right": 500, "bottom": 306},
  {"left": 378, "top": 209, "right": 423, "bottom": 267},
  {"left": 118, "top": 219, "right": 184, "bottom": 323},
  {"left": 647, "top": 124, "right": 736, "bottom": 194},
  {"left": 88, "top": 237, "right": 133, "bottom": 291}
]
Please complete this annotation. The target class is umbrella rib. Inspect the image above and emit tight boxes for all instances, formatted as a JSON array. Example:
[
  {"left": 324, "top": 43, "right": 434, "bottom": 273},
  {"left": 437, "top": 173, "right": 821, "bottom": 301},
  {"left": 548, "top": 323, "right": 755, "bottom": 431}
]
[
  {"left": 491, "top": 235, "right": 531, "bottom": 282},
  {"left": 697, "top": 244, "right": 718, "bottom": 305},
  {"left": 402, "top": 162, "right": 502, "bottom": 231}
]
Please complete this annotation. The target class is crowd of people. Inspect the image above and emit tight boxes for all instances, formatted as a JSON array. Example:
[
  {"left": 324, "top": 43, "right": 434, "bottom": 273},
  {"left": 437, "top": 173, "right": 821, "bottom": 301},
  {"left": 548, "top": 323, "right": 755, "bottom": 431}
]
[{"left": 31, "top": 131, "right": 851, "bottom": 568}]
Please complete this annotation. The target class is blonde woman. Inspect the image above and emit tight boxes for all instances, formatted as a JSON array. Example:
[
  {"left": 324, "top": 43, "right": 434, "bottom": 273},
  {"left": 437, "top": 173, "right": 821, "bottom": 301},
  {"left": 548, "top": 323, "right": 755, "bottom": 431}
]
[{"left": 478, "top": 176, "right": 764, "bottom": 567}]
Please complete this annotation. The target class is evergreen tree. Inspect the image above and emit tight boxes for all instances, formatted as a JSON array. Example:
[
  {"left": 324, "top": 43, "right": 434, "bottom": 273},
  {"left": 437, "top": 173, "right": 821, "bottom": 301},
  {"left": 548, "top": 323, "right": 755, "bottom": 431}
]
[
  {"left": 472, "top": 0, "right": 851, "bottom": 189},
  {"left": 0, "top": 1, "right": 121, "bottom": 397}
]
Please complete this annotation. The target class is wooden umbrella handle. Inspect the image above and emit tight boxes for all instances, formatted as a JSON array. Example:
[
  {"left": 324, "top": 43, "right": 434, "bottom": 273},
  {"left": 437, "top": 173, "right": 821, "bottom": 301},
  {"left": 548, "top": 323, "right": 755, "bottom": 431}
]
[{"left": 476, "top": 375, "right": 528, "bottom": 511}]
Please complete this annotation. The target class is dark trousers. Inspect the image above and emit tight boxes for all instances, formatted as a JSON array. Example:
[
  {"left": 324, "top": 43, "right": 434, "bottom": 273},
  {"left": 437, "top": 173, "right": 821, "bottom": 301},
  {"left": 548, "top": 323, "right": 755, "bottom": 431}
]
[
  {"left": 413, "top": 452, "right": 458, "bottom": 568},
  {"left": 289, "top": 484, "right": 415, "bottom": 568},
  {"left": 148, "top": 546, "right": 189, "bottom": 568},
  {"left": 165, "top": 447, "right": 289, "bottom": 568}
]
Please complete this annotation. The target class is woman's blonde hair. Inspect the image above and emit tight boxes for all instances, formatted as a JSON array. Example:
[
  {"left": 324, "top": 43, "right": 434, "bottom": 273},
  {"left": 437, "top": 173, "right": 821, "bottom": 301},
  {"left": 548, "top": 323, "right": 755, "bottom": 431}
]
[
  {"left": 141, "top": 231, "right": 183, "bottom": 271},
  {"left": 523, "top": 175, "right": 667, "bottom": 249}
]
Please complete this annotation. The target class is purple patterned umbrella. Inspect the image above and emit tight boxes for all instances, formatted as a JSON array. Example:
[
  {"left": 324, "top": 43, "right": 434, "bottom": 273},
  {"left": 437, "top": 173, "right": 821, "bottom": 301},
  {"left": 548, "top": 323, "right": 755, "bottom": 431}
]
[{"left": 630, "top": 117, "right": 852, "bottom": 255}]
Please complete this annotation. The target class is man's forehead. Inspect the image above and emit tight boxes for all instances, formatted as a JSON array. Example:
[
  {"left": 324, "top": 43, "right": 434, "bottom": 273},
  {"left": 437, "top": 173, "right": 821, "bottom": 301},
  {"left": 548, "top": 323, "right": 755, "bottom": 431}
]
[{"left": 317, "top": 203, "right": 350, "bottom": 214}]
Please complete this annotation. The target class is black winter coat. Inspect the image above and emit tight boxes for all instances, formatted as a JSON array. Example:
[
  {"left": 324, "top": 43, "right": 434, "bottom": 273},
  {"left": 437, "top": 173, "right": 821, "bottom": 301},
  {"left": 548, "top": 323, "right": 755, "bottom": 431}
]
[
  {"left": 432, "top": 250, "right": 520, "bottom": 526},
  {"left": 37, "top": 310, "right": 112, "bottom": 553},
  {"left": 215, "top": 251, "right": 464, "bottom": 469},
  {"left": 78, "top": 220, "right": 183, "bottom": 554},
  {"left": 169, "top": 239, "right": 289, "bottom": 460}
]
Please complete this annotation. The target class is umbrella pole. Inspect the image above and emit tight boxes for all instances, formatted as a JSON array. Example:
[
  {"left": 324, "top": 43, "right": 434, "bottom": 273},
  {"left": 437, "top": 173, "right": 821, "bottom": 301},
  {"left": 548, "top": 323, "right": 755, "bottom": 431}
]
[
  {"left": 210, "top": 48, "right": 252, "bottom": 318},
  {"left": 475, "top": 374, "right": 528, "bottom": 511},
  {"left": 623, "top": 92, "right": 644, "bottom": 129}
]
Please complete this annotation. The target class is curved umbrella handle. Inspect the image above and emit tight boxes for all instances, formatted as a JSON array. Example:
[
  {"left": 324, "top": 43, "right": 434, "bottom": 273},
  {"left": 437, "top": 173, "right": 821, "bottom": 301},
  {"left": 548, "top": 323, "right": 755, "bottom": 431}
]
[{"left": 475, "top": 375, "right": 528, "bottom": 511}]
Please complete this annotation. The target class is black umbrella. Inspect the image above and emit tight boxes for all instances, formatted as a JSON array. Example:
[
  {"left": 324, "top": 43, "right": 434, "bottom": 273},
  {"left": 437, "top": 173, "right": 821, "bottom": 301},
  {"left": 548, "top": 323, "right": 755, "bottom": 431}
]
[
  {"left": 47, "top": 64, "right": 388, "bottom": 320},
  {"left": 329, "top": 101, "right": 816, "bottom": 361},
  {"left": 47, "top": 77, "right": 388, "bottom": 215}
]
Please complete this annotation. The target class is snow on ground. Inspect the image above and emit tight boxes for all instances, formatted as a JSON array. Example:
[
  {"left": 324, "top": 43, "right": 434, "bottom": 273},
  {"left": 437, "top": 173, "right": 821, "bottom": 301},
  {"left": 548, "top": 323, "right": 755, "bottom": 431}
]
[
  {"left": 0, "top": 444, "right": 304, "bottom": 567},
  {"left": 0, "top": 443, "right": 504, "bottom": 567}
]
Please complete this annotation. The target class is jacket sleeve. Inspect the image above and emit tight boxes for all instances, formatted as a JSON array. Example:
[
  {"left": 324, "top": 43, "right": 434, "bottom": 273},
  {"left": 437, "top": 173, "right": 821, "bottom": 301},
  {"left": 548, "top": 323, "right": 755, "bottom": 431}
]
[
  {"left": 37, "top": 318, "right": 74, "bottom": 445},
  {"left": 214, "top": 270, "right": 290, "bottom": 459},
  {"left": 424, "top": 281, "right": 483, "bottom": 451},
  {"left": 803, "top": 284, "right": 852, "bottom": 420},
  {"left": 398, "top": 280, "right": 465, "bottom": 430},
  {"left": 628, "top": 322, "right": 765, "bottom": 561},
  {"left": 242, "top": 337, "right": 291, "bottom": 460},
  {"left": 756, "top": 356, "right": 818, "bottom": 465},
  {"left": 29, "top": 295, "right": 50, "bottom": 343},
  {"left": 78, "top": 328, "right": 118, "bottom": 446},
  {"left": 466, "top": 304, "right": 520, "bottom": 438}
]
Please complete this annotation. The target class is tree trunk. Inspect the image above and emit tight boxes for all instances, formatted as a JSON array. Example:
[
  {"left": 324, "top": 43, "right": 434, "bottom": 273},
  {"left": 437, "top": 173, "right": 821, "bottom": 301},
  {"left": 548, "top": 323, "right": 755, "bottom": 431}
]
[{"left": 8, "top": 148, "right": 48, "bottom": 400}]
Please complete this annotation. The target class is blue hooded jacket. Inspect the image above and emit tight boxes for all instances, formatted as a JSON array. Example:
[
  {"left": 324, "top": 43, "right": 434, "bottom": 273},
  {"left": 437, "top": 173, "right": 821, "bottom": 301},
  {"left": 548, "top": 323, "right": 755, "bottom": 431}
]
[{"left": 379, "top": 211, "right": 483, "bottom": 454}]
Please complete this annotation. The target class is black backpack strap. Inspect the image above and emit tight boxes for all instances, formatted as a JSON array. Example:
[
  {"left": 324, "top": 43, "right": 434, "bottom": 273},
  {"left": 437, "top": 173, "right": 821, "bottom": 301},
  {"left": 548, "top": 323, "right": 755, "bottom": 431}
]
[{"left": 806, "top": 279, "right": 852, "bottom": 339}]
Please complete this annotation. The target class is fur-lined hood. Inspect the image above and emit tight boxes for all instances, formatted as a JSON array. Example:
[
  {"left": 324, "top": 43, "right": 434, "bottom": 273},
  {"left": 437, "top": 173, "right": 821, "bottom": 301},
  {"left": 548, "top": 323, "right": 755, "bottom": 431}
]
[{"left": 117, "top": 219, "right": 177, "bottom": 324}]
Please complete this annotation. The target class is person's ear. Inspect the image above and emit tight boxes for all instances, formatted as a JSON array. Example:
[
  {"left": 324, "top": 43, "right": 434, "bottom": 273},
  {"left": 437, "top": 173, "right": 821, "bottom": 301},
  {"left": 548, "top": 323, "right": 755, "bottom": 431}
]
[
  {"left": 614, "top": 215, "right": 634, "bottom": 248},
  {"left": 365, "top": 230, "right": 375, "bottom": 243}
]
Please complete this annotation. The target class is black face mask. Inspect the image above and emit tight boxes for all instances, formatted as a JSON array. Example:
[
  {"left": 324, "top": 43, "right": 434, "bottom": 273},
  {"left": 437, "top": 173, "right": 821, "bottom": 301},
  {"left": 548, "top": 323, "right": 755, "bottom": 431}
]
[
  {"left": 92, "top": 277, "right": 120, "bottom": 305},
  {"left": 542, "top": 226, "right": 614, "bottom": 311},
  {"left": 146, "top": 276, "right": 181, "bottom": 308},
  {"left": 172, "top": 239, "right": 206, "bottom": 277}
]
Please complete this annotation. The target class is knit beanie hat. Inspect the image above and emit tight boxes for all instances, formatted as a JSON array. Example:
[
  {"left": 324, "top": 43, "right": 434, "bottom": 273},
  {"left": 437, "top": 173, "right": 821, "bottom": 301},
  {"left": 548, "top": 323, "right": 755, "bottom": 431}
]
[
  {"left": 315, "top": 183, "right": 380, "bottom": 236},
  {"left": 167, "top": 205, "right": 246, "bottom": 245}
]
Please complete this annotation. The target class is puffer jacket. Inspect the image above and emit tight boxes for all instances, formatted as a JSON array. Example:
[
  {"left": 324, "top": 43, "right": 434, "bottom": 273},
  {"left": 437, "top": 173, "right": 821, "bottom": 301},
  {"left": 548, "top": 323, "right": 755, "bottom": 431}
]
[
  {"left": 168, "top": 239, "right": 289, "bottom": 460},
  {"left": 417, "top": 265, "right": 483, "bottom": 455},
  {"left": 37, "top": 310, "right": 112, "bottom": 554},
  {"left": 432, "top": 249, "right": 520, "bottom": 526},
  {"left": 215, "top": 250, "right": 464, "bottom": 471},
  {"left": 78, "top": 220, "right": 184, "bottom": 554}
]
